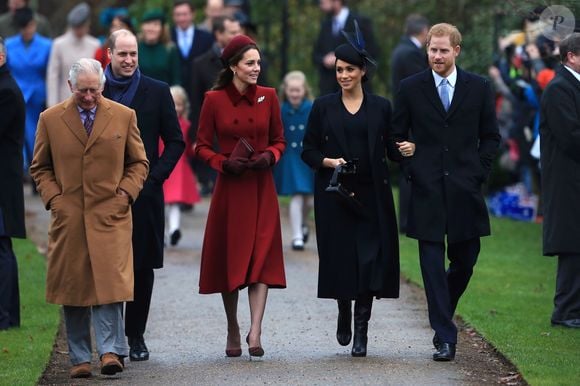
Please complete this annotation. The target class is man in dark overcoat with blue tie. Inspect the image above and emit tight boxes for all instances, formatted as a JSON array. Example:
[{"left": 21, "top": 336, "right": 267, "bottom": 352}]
[{"left": 390, "top": 23, "right": 500, "bottom": 361}]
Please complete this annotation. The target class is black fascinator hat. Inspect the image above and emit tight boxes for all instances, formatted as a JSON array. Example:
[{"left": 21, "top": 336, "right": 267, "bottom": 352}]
[
  {"left": 335, "top": 20, "right": 377, "bottom": 82},
  {"left": 335, "top": 20, "right": 377, "bottom": 67}
]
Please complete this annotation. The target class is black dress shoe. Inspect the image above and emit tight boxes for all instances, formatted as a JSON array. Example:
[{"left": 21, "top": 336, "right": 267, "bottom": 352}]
[
  {"left": 170, "top": 229, "right": 182, "bottom": 246},
  {"left": 336, "top": 300, "right": 352, "bottom": 346},
  {"left": 433, "top": 343, "right": 456, "bottom": 361},
  {"left": 128, "top": 336, "right": 149, "bottom": 361},
  {"left": 432, "top": 333, "right": 440, "bottom": 350},
  {"left": 551, "top": 318, "right": 580, "bottom": 328}
]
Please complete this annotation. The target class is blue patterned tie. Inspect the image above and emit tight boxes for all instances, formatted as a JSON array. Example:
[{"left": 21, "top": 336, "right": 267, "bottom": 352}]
[{"left": 440, "top": 78, "right": 450, "bottom": 112}]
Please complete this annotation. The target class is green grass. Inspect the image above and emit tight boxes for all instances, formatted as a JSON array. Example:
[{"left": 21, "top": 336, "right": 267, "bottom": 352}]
[
  {"left": 0, "top": 239, "right": 60, "bottom": 386},
  {"left": 397, "top": 197, "right": 580, "bottom": 386}
]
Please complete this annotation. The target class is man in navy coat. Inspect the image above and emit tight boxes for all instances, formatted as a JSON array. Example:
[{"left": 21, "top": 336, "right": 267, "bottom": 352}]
[
  {"left": 171, "top": 0, "right": 214, "bottom": 107},
  {"left": 0, "top": 36, "right": 26, "bottom": 330},
  {"left": 391, "top": 23, "right": 500, "bottom": 361},
  {"left": 103, "top": 29, "right": 185, "bottom": 361},
  {"left": 540, "top": 32, "right": 580, "bottom": 329}
]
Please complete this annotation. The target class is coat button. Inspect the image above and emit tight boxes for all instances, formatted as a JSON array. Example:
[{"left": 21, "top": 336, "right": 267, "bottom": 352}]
[
  {"left": 444, "top": 146, "right": 449, "bottom": 152},
  {"left": 384, "top": 179, "right": 388, "bottom": 184},
  {"left": 325, "top": 135, "right": 329, "bottom": 141},
  {"left": 444, "top": 171, "right": 449, "bottom": 176},
  {"left": 382, "top": 157, "right": 386, "bottom": 162},
  {"left": 289, "top": 125, "right": 295, "bottom": 131},
  {"left": 249, "top": 118, "right": 254, "bottom": 123},
  {"left": 291, "top": 142, "right": 298, "bottom": 148},
  {"left": 299, "top": 124, "right": 305, "bottom": 130},
  {"left": 233, "top": 119, "right": 238, "bottom": 124}
]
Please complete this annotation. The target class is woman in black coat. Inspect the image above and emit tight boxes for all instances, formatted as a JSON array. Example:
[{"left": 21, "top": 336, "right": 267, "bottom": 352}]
[{"left": 302, "top": 39, "right": 402, "bottom": 357}]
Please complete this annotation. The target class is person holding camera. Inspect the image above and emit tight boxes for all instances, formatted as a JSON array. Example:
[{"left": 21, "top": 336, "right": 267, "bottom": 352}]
[{"left": 302, "top": 25, "right": 401, "bottom": 357}]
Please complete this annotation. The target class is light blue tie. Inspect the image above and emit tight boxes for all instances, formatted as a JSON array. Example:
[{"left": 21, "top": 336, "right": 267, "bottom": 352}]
[{"left": 440, "top": 78, "right": 450, "bottom": 111}]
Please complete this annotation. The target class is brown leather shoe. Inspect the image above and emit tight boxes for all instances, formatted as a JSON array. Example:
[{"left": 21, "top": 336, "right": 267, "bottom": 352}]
[
  {"left": 100, "top": 352, "right": 123, "bottom": 375},
  {"left": 70, "top": 362, "right": 92, "bottom": 378}
]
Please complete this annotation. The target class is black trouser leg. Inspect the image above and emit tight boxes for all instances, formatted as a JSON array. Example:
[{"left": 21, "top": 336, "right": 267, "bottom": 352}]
[
  {"left": 552, "top": 254, "right": 580, "bottom": 322},
  {"left": 336, "top": 299, "right": 352, "bottom": 346},
  {"left": 351, "top": 294, "right": 373, "bottom": 357},
  {"left": 0, "top": 237, "right": 20, "bottom": 330},
  {"left": 418, "top": 240, "right": 456, "bottom": 344},
  {"left": 447, "top": 238, "right": 480, "bottom": 314},
  {"left": 125, "top": 268, "right": 154, "bottom": 338},
  {"left": 398, "top": 171, "right": 411, "bottom": 234}
]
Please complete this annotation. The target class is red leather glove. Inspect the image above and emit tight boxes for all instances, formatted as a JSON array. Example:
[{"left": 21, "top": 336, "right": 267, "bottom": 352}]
[
  {"left": 247, "top": 151, "right": 274, "bottom": 170},
  {"left": 222, "top": 157, "right": 248, "bottom": 175}
]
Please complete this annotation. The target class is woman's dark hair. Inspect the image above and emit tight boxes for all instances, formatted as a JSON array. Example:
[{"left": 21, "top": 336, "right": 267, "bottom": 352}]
[
  {"left": 212, "top": 44, "right": 260, "bottom": 90},
  {"left": 14, "top": 7, "right": 34, "bottom": 29}
]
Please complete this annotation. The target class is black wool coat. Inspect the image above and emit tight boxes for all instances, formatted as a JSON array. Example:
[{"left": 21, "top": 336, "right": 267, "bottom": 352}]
[
  {"left": 540, "top": 67, "right": 580, "bottom": 256},
  {"left": 104, "top": 75, "right": 185, "bottom": 269},
  {"left": 302, "top": 92, "right": 400, "bottom": 299},
  {"left": 0, "top": 64, "right": 26, "bottom": 238},
  {"left": 390, "top": 68, "right": 501, "bottom": 243}
]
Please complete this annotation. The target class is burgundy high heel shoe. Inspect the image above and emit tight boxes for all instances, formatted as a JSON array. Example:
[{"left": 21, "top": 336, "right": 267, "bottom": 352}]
[
  {"left": 225, "top": 348, "right": 242, "bottom": 357},
  {"left": 246, "top": 334, "right": 264, "bottom": 357}
]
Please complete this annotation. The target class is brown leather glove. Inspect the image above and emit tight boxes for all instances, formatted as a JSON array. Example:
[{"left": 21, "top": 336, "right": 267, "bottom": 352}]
[
  {"left": 222, "top": 157, "right": 248, "bottom": 175},
  {"left": 247, "top": 151, "right": 274, "bottom": 170}
]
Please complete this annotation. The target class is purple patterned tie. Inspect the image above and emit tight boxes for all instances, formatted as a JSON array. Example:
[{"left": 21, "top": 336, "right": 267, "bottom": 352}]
[{"left": 82, "top": 109, "right": 93, "bottom": 136}]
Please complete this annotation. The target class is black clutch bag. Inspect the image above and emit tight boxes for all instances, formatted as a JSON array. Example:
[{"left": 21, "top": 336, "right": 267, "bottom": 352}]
[{"left": 325, "top": 160, "right": 366, "bottom": 217}]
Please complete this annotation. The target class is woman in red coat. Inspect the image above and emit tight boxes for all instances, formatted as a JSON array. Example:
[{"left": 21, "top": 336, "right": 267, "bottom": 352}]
[{"left": 194, "top": 35, "right": 286, "bottom": 358}]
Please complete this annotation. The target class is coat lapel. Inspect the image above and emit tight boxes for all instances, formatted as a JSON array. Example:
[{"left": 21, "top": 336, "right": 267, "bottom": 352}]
[
  {"left": 61, "top": 97, "right": 88, "bottom": 147},
  {"left": 327, "top": 92, "right": 352, "bottom": 159},
  {"left": 129, "top": 79, "right": 148, "bottom": 112},
  {"left": 85, "top": 98, "right": 113, "bottom": 151},
  {"left": 365, "top": 93, "right": 379, "bottom": 159},
  {"left": 446, "top": 68, "right": 471, "bottom": 118},
  {"left": 420, "top": 70, "right": 447, "bottom": 117}
]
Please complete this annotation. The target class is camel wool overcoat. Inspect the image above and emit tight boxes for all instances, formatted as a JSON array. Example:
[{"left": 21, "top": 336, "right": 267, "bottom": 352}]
[{"left": 30, "top": 96, "right": 149, "bottom": 306}]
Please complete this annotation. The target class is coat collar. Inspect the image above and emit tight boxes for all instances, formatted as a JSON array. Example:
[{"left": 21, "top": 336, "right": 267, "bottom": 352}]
[
  {"left": 558, "top": 66, "right": 580, "bottom": 92},
  {"left": 420, "top": 67, "right": 470, "bottom": 118},
  {"left": 225, "top": 82, "right": 257, "bottom": 106},
  {"left": 61, "top": 97, "right": 113, "bottom": 149}
]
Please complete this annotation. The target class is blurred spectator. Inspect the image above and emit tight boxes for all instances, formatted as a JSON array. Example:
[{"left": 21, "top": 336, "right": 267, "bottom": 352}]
[
  {"left": 223, "top": 0, "right": 251, "bottom": 18},
  {"left": 138, "top": 9, "right": 181, "bottom": 86},
  {"left": 312, "top": 0, "right": 379, "bottom": 95},
  {"left": 170, "top": 0, "right": 214, "bottom": 107},
  {"left": 198, "top": 0, "right": 225, "bottom": 33},
  {"left": 390, "top": 13, "right": 429, "bottom": 234},
  {"left": 0, "top": 35, "right": 26, "bottom": 331},
  {"left": 5, "top": 7, "right": 51, "bottom": 173},
  {"left": 190, "top": 15, "right": 241, "bottom": 196},
  {"left": 540, "top": 32, "right": 580, "bottom": 329},
  {"left": 0, "top": 0, "right": 51, "bottom": 38},
  {"left": 162, "top": 85, "right": 201, "bottom": 246},
  {"left": 94, "top": 9, "right": 134, "bottom": 69},
  {"left": 46, "top": 2, "right": 100, "bottom": 107}
]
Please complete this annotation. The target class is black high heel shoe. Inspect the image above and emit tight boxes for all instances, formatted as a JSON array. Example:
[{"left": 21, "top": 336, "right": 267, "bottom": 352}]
[{"left": 246, "top": 334, "right": 264, "bottom": 357}]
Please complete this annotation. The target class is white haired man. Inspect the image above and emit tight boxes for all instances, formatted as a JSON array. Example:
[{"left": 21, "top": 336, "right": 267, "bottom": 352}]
[{"left": 30, "top": 58, "right": 149, "bottom": 378}]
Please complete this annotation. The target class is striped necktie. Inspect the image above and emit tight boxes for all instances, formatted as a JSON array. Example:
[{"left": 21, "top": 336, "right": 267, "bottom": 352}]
[{"left": 82, "top": 109, "right": 93, "bottom": 135}]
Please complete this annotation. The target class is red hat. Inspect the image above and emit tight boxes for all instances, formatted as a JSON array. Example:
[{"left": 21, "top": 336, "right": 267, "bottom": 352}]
[{"left": 221, "top": 35, "right": 257, "bottom": 63}]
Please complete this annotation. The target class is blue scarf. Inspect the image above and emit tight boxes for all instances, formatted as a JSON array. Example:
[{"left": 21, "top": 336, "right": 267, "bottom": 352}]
[{"left": 104, "top": 64, "right": 141, "bottom": 106}]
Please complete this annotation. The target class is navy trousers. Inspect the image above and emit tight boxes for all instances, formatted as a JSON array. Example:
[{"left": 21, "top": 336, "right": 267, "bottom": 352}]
[
  {"left": 0, "top": 236, "right": 20, "bottom": 329},
  {"left": 418, "top": 238, "right": 480, "bottom": 344}
]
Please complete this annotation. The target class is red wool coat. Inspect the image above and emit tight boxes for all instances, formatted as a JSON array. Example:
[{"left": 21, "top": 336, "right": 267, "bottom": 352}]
[{"left": 195, "top": 83, "right": 287, "bottom": 294}]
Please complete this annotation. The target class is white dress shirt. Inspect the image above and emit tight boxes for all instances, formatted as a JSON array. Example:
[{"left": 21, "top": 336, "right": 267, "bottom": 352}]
[{"left": 432, "top": 66, "right": 457, "bottom": 103}]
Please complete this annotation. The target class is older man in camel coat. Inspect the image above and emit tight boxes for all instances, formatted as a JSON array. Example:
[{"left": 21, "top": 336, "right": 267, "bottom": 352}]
[{"left": 30, "top": 58, "right": 148, "bottom": 379}]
